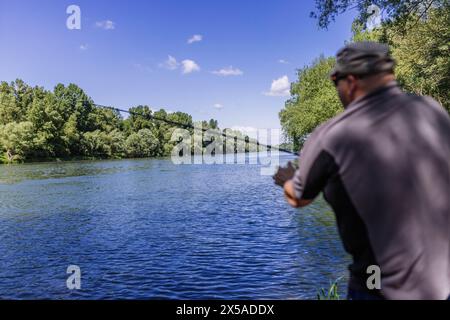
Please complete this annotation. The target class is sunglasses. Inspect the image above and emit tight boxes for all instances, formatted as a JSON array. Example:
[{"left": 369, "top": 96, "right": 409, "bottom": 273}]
[{"left": 331, "top": 74, "right": 348, "bottom": 86}]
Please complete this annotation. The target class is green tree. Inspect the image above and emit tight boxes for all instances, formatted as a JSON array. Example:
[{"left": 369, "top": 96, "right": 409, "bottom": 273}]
[
  {"left": 53, "top": 83, "right": 95, "bottom": 131},
  {"left": 90, "top": 108, "right": 123, "bottom": 133},
  {"left": 311, "top": 0, "right": 446, "bottom": 29},
  {"left": 125, "top": 129, "right": 158, "bottom": 158},
  {"left": 82, "top": 129, "right": 126, "bottom": 158},
  {"left": 208, "top": 119, "right": 218, "bottom": 130},
  {"left": 0, "top": 82, "right": 21, "bottom": 124},
  {"left": 280, "top": 3, "right": 450, "bottom": 148},
  {"left": 12, "top": 79, "right": 34, "bottom": 116},
  {"left": 128, "top": 105, "right": 154, "bottom": 132},
  {"left": 52, "top": 83, "right": 96, "bottom": 156},
  {"left": 0, "top": 80, "right": 34, "bottom": 125},
  {"left": 82, "top": 130, "right": 111, "bottom": 158},
  {"left": 279, "top": 56, "right": 342, "bottom": 149},
  {"left": 62, "top": 113, "right": 81, "bottom": 156},
  {"left": 350, "top": 6, "right": 450, "bottom": 112},
  {"left": 0, "top": 79, "right": 255, "bottom": 163},
  {"left": 162, "top": 112, "right": 194, "bottom": 156},
  {"left": 0, "top": 121, "right": 35, "bottom": 163},
  {"left": 26, "top": 87, "right": 60, "bottom": 158},
  {"left": 109, "top": 129, "right": 127, "bottom": 158},
  {"left": 387, "top": 8, "right": 450, "bottom": 112}
]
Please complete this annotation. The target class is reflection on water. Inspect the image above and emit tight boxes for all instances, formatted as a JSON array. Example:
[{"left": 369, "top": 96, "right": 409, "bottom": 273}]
[
  {"left": 0, "top": 159, "right": 156, "bottom": 184},
  {"left": 0, "top": 156, "right": 350, "bottom": 299}
]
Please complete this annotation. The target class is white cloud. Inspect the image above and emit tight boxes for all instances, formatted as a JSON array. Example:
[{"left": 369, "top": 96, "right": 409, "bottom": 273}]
[
  {"left": 278, "top": 59, "right": 289, "bottom": 64},
  {"left": 212, "top": 66, "right": 243, "bottom": 77},
  {"left": 160, "top": 55, "right": 179, "bottom": 70},
  {"left": 159, "top": 56, "right": 200, "bottom": 74},
  {"left": 181, "top": 59, "right": 200, "bottom": 74},
  {"left": 79, "top": 44, "right": 88, "bottom": 51},
  {"left": 95, "top": 20, "right": 115, "bottom": 30},
  {"left": 213, "top": 103, "right": 223, "bottom": 109},
  {"left": 264, "top": 75, "right": 291, "bottom": 97},
  {"left": 188, "top": 34, "right": 203, "bottom": 44}
]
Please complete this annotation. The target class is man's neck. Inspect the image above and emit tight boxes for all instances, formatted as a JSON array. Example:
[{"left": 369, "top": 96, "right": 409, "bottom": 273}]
[{"left": 353, "top": 74, "right": 397, "bottom": 102}]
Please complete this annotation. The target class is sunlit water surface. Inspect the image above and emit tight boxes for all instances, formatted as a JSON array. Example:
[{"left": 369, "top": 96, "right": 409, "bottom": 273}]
[{"left": 0, "top": 156, "right": 350, "bottom": 299}]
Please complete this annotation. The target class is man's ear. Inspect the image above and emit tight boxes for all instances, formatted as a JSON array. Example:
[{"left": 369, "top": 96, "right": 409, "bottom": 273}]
[
  {"left": 347, "top": 75, "right": 358, "bottom": 99},
  {"left": 347, "top": 74, "right": 357, "bottom": 87}
]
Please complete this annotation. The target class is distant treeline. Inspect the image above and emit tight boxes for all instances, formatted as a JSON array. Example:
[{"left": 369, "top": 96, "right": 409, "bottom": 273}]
[
  {"left": 0, "top": 80, "right": 260, "bottom": 164},
  {"left": 281, "top": 4, "right": 450, "bottom": 150}
]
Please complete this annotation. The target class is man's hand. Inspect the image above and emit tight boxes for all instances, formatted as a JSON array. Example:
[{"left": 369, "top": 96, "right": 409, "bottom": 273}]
[
  {"left": 283, "top": 180, "right": 312, "bottom": 208},
  {"left": 273, "top": 161, "right": 297, "bottom": 187},
  {"left": 273, "top": 162, "right": 314, "bottom": 208}
]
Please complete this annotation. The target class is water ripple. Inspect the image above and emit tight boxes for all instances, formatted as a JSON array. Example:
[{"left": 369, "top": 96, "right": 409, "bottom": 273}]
[{"left": 0, "top": 157, "right": 350, "bottom": 299}]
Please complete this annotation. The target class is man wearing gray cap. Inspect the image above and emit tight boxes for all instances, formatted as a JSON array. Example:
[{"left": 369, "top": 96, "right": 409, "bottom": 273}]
[{"left": 274, "top": 41, "right": 450, "bottom": 300}]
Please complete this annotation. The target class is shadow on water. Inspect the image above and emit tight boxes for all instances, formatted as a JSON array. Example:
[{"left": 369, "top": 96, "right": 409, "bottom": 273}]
[{"left": 0, "top": 156, "right": 350, "bottom": 299}]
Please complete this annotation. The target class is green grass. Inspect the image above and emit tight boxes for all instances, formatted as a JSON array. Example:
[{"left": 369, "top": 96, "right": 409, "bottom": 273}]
[{"left": 317, "top": 277, "right": 344, "bottom": 300}]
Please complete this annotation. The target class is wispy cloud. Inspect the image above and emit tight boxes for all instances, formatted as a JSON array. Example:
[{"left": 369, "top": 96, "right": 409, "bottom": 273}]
[
  {"left": 132, "top": 63, "right": 152, "bottom": 73},
  {"left": 181, "top": 60, "right": 200, "bottom": 74},
  {"left": 278, "top": 59, "right": 289, "bottom": 64},
  {"left": 264, "top": 75, "right": 290, "bottom": 97},
  {"left": 213, "top": 103, "right": 223, "bottom": 110},
  {"left": 187, "top": 34, "right": 203, "bottom": 44},
  {"left": 79, "top": 44, "right": 88, "bottom": 51},
  {"left": 160, "top": 55, "right": 179, "bottom": 70},
  {"left": 212, "top": 66, "right": 243, "bottom": 77},
  {"left": 95, "top": 20, "right": 116, "bottom": 30}
]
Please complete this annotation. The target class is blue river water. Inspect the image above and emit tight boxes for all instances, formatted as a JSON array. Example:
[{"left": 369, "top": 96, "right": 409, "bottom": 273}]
[{"left": 0, "top": 155, "right": 350, "bottom": 299}]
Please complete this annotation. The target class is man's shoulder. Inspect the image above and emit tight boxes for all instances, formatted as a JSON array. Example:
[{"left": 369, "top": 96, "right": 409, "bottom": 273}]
[
  {"left": 306, "top": 92, "right": 450, "bottom": 154},
  {"left": 412, "top": 94, "right": 447, "bottom": 112},
  {"left": 403, "top": 93, "right": 450, "bottom": 122},
  {"left": 303, "top": 113, "right": 349, "bottom": 155},
  {"left": 312, "top": 91, "right": 441, "bottom": 135},
  {"left": 400, "top": 91, "right": 443, "bottom": 109},
  {"left": 308, "top": 111, "right": 352, "bottom": 143}
]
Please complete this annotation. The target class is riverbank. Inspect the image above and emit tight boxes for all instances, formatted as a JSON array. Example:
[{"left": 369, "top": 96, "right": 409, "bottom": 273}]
[
  {"left": 1, "top": 147, "right": 297, "bottom": 165},
  {"left": 0, "top": 155, "right": 120, "bottom": 165},
  {"left": 0, "top": 154, "right": 175, "bottom": 166}
]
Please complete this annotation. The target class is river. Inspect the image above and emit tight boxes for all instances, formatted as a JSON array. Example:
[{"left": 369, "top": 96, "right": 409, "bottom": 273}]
[{"left": 0, "top": 155, "right": 350, "bottom": 299}]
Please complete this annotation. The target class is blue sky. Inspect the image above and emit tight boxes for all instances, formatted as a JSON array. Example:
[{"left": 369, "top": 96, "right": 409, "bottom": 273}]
[{"left": 0, "top": 0, "right": 356, "bottom": 130}]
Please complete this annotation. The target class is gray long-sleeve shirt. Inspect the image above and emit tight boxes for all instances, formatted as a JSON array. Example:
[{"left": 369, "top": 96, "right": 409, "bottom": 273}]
[{"left": 292, "top": 82, "right": 450, "bottom": 300}]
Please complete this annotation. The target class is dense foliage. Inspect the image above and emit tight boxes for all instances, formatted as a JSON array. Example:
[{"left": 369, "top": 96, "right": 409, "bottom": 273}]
[
  {"left": 0, "top": 80, "right": 255, "bottom": 163},
  {"left": 310, "top": 0, "right": 447, "bottom": 29},
  {"left": 280, "top": 3, "right": 449, "bottom": 149},
  {"left": 279, "top": 57, "right": 342, "bottom": 150}
]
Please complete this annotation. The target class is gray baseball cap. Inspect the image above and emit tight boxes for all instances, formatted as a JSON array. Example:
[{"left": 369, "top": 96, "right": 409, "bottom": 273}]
[{"left": 330, "top": 41, "right": 396, "bottom": 80}]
